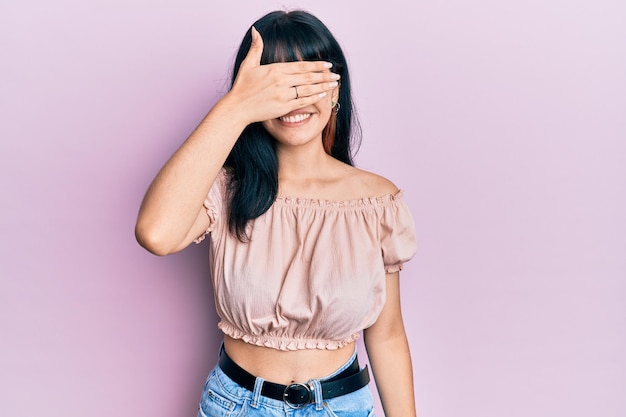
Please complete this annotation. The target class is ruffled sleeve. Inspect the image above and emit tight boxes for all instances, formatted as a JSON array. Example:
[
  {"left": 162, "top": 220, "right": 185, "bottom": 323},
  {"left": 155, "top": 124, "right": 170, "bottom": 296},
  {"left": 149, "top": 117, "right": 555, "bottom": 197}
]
[
  {"left": 379, "top": 191, "right": 417, "bottom": 273},
  {"left": 194, "top": 168, "right": 229, "bottom": 243}
]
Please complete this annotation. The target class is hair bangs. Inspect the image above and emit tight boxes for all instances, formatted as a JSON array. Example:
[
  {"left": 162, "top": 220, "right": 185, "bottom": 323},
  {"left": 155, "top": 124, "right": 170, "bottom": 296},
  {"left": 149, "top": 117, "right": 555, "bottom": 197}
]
[{"left": 258, "top": 20, "right": 330, "bottom": 65}]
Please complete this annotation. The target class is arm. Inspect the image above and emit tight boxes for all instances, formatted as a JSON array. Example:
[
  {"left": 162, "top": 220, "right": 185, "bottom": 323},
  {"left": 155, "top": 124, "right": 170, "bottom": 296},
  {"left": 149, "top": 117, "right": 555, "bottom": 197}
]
[
  {"left": 135, "top": 28, "right": 338, "bottom": 255},
  {"left": 364, "top": 271, "right": 417, "bottom": 417},
  {"left": 134, "top": 94, "right": 244, "bottom": 256}
]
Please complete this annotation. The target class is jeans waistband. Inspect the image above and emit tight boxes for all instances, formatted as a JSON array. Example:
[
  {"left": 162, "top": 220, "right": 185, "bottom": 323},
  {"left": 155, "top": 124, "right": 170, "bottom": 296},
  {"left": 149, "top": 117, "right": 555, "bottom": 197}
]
[{"left": 217, "top": 345, "right": 369, "bottom": 408}]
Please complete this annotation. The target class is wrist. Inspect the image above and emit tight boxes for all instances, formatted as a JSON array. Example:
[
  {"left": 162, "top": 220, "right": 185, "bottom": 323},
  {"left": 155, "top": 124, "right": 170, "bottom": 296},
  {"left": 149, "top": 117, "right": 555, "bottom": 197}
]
[{"left": 216, "top": 91, "right": 255, "bottom": 129}]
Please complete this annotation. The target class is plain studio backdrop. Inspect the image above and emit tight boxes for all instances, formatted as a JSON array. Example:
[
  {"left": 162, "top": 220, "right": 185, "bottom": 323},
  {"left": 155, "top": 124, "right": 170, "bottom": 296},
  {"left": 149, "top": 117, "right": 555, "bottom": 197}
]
[{"left": 1, "top": 1, "right": 624, "bottom": 416}]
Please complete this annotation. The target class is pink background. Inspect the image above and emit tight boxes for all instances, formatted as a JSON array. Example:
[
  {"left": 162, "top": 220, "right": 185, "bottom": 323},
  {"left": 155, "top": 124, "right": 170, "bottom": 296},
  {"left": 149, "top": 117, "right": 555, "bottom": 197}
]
[{"left": 1, "top": 1, "right": 625, "bottom": 416}]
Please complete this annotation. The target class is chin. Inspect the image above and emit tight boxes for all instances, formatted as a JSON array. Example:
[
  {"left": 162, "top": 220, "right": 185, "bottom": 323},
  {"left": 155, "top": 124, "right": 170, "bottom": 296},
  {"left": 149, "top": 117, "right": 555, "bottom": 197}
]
[{"left": 264, "top": 126, "right": 325, "bottom": 148}]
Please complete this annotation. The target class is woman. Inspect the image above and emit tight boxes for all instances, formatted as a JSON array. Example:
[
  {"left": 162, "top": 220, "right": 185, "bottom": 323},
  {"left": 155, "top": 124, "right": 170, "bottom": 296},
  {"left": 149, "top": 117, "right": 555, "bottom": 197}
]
[{"left": 136, "top": 10, "right": 417, "bottom": 417}]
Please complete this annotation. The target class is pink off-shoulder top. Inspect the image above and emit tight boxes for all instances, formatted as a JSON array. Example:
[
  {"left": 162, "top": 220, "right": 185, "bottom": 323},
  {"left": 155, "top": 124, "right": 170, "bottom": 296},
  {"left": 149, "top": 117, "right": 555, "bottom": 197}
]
[{"left": 195, "top": 169, "right": 417, "bottom": 351}]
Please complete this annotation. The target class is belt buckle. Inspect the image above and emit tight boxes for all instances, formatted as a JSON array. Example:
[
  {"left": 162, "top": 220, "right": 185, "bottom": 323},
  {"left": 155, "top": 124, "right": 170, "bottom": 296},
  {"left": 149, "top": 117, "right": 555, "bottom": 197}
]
[{"left": 283, "top": 382, "right": 312, "bottom": 409}]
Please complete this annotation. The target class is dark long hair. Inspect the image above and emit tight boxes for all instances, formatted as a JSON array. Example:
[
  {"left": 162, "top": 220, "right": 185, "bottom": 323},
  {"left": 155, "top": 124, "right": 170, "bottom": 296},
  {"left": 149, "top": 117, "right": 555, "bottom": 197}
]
[{"left": 225, "top": 10, "right": 361, "bottom": 241}]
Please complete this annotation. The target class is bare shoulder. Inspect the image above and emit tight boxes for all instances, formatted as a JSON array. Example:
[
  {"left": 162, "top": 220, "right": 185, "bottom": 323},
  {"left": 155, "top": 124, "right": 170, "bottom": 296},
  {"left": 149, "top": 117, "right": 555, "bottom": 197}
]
[
  {"left": 337, "top": 163, "right": 399, "bottom": 198},
  {"left": 355, "top": 168, "right": 399, "bottom": 196}
]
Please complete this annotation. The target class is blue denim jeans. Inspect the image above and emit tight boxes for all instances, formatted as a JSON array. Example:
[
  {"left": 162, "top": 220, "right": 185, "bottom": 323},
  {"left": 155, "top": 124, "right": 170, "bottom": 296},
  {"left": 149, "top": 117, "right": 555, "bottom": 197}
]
[{"left": 197, "top": 349, "right": 375, "bottom": 417}]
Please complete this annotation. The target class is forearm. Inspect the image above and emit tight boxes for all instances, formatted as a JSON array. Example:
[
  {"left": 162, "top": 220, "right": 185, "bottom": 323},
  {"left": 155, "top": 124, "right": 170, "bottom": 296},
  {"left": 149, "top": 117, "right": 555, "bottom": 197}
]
[
  {"left": 364, "top": 330, "right": 417, "bottom": 417},
  {"left": 135, "top": 94, "right": 247, "bottom": 255}
]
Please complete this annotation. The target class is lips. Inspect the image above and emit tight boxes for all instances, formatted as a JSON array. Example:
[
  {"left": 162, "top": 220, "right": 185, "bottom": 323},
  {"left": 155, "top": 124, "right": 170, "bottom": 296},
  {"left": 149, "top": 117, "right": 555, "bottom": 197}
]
[{"left": 279, "top": 113, "right": 312, "bottom": 123}]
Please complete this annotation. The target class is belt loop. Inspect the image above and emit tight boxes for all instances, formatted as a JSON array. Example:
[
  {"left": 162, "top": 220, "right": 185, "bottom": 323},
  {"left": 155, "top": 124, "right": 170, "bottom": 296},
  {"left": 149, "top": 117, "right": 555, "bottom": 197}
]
[
  {"left": 250, "top": 376, "right": 265, "bottom": 409},
  {"left": 310, "top": 378, "right": 324, "bottom": 411}
]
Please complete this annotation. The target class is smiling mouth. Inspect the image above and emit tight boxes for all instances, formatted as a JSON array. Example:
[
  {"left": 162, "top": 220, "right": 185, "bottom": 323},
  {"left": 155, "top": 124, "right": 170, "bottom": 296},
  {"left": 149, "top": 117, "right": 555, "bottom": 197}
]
[{"left": 279, "top": 113, "right": 312, "bottom": 123}]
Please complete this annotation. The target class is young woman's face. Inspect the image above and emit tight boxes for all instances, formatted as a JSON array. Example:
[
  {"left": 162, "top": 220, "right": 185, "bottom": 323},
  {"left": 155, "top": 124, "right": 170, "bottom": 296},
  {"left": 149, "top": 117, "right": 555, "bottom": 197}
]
[{"left": 262, "top": 86, "right": 339, "bottom": 150}]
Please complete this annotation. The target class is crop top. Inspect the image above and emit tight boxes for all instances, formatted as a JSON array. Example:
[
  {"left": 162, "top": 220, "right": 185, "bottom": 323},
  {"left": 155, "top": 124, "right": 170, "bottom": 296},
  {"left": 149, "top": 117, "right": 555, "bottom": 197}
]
[{"left": 195, "top": 169, "right": 417, "bottom": 350}]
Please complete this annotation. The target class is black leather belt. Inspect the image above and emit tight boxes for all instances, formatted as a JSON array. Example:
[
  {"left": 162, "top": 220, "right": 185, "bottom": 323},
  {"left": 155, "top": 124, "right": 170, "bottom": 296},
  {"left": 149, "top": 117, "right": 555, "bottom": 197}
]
[{"left": 218, "top": 348, "right": 370, "bottom": 408}]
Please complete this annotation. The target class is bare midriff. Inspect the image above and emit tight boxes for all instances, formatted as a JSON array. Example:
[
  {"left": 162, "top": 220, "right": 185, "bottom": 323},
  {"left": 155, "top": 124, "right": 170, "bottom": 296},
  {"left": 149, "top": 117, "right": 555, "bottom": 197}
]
[{"left": 223, "top": 335, "right": 357, "bottom": 385}]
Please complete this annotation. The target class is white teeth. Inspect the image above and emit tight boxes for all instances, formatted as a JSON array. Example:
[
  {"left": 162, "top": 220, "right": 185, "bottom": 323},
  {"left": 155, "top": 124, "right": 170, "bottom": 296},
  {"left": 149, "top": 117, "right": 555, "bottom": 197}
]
[{"left": 280, "top": 113, "right": 311, "bottom": 123}]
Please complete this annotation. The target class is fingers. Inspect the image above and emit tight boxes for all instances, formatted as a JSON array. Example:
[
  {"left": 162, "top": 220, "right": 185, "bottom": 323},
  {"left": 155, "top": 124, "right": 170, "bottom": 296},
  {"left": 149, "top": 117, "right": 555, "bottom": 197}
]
[
  {"left": 289, "top": 80, "right": 339, "bottom": 101},
  {"left": 290, "top": 70, "right": 340, "bottom": 87},
  {"left": 289, "top": 90, "right": 330, "bottom": 109},
  {"left": 270, "top": 63, "right": 339, "bottom": 100},
  {"left": 230, "top": 32, "right": 340, "bottom": 122},
  {"left": 280, "top": 60, "right": 334, "bottom": 74},
  {"left": 267, "top": 69, "right": 338, "bottom": 95},
  {"left": 240, "top": 26, "right": 264, "bottom": 69},
  {"left": 282, "top": 71, "right": 339, "bottom": 106}
]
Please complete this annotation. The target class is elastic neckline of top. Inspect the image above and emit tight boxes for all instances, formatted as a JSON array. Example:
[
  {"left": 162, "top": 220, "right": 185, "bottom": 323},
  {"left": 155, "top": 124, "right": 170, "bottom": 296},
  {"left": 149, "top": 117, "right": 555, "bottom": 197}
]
[{"left": 274, "top": 190, "right": 404, "bottom": 207}]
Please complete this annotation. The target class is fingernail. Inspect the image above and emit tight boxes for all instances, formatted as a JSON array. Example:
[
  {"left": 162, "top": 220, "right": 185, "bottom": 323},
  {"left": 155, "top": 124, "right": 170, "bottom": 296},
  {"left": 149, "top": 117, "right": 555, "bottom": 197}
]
[
  {"left": 328, "top": 81, "right": 338, "bottom": 88},
  {"left": 331, "top": 73, "right": 340, "bottom": 80},
  {"left": 319, "top": 92, "right": 327, "bottom": 98},
  {"left": 323, "top": 62, "right": 333, "bottom": 68}
]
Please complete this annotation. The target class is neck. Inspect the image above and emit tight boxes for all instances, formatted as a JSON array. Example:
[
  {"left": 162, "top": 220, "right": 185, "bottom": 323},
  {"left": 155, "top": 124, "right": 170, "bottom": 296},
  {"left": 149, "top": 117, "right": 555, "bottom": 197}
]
[{"left": 276, "top": 140, "right": 332, "bottom": 180}]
